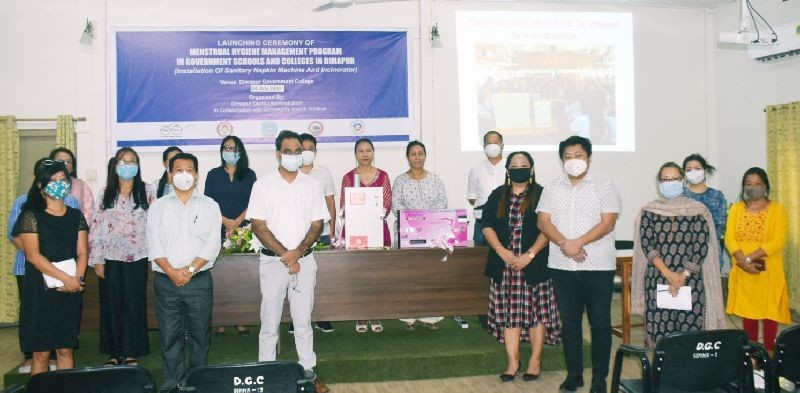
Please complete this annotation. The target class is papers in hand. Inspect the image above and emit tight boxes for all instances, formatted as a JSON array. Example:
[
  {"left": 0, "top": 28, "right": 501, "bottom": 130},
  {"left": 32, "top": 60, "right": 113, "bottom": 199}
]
[
  {"left": 656, "top": 284, "right": 692, "bottom": 311},
  {"left": 43, "top": 259, "right": 77, "bottom": 289}
]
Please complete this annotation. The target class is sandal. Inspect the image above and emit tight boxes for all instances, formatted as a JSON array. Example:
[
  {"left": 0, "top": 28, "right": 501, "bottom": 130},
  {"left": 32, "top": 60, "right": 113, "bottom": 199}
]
[
  {"left": 404, "top": 321, "right": 416, "bottom": 331},
  {"left": 124, "top": 358, "right": 139, "bottom": 366},
  {"left": 104, "top": 357, "right": 120, "bottom": 367},
  {"left": 369, "top": 320, "right": 383, "bottom": 333},
  {"left": 423, "top": 322, "right": 440, "bottom": 331},
  {"left": 355, "top": 320, "right": 368, "bottom": 333}
]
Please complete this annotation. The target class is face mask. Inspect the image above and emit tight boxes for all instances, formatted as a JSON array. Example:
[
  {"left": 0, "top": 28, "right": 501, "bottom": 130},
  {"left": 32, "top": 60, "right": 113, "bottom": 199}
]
[
  {"left": 116, "top": 164, "right": 139, "bottom": 180},
  {"left": 508, "top": 168, "right": 532, "bottom": 184},
  {"left": 563, "top": 159, "right": 588, "bottom": 177},
  {"left": 222, "top": 152, "right": 240, "bottom": 165},
  {"left": 44, "top": 180, "right": 71, "bottom": 200},
  {"left": 484, "top": 144, "right": 501, "bottom": 158},
  {"left": 659, "top": 180, "right": 684, "bottom": 199},
  {"left": 172, "top": 172, "right": 195, "bottom": 191},
  {"left": 685, "top": 169, "right": 705, "bottom": 185},
  {"left": 744, "top": 186, "right": 767, "bottom": 201},
  {"left": 280, "top": 153, "right": 302, "bottom": 172},
  {"left": 301, "top": 150, "right": 316, "bottom": 166}
]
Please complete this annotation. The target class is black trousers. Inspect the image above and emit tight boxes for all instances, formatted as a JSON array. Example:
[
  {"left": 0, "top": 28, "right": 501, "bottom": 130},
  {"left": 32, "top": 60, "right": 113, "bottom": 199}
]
[
  {"left": 154, "top": 271, "right": 213, "bottom": 391},
  {"left": 550, "top": 269, "right": 615, "bottom": 381},
  {"left": 98, "top": 258, "right": 150, "bottom": 358}
]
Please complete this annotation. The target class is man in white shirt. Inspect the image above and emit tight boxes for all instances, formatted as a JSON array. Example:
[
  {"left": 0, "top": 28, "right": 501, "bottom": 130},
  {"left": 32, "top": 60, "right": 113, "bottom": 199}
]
[
  {"left": 466, "top": 130, "right": 506, "bottom": 246},
  {"left": 298, "top": 132, "right": 336, "bottom": 333},
  {"left": 536, "top": 136, "right": 621, "bottom": 393},
  {"left": 247, "top": 130, "right": 330, "bottom": 393},
  {"left": 146, "top": 153, "right": 222, "bottom": 392}
]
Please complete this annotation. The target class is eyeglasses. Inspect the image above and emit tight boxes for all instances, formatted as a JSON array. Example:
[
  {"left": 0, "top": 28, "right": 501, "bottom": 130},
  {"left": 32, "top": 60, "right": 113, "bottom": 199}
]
[{"left": 222, "top": 146, "right": 238, "bottom": 152}]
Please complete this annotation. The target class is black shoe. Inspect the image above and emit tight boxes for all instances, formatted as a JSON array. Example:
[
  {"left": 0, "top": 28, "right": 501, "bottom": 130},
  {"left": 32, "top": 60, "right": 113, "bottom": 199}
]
[
  {"left": 236, "top": 326, "right": 250, "bottom": 336},
  {"left": 288, "top": 323, "right": 294, "bottom": 334},
  {"left": 559, "top": 374, "right": 584, "bottom": 391},
  {"left": 522, "top": 373, "right": 539, "bottom": 381},
  {"left": 214, "top": 328, "right": 226, "bottom": 337},
  {"left": 590, "top": 377, "right": 607, "bottom": 393},
  {"left": 499, "top": 361, "right": 521, "bottom": 382},
  {"left": 315, "top": 321, "right": 335, "bottom": 333}
]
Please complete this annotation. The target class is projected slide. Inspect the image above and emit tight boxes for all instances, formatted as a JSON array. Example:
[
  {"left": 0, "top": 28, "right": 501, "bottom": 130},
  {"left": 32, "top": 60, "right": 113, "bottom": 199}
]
[{"left": 456, "top": 11, "right": 634, "bottom": 152}]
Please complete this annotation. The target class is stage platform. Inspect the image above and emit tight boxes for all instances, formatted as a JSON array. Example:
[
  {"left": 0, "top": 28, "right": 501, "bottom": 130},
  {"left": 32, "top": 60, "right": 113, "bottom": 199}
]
[{"left": 4, "top": 318, "right": 589, "bottom": 387}]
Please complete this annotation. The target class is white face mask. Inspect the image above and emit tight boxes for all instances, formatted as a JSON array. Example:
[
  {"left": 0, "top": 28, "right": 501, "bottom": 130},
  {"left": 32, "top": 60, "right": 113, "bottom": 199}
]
[
  {"left": 172, "top": 172, "right": 195, "bottom": 191},
  {"left": 301, "top": 150, "right": 316, "bottom": 166},
  {"left": 280, "top": 153, "right": 302, "bottom": 172},
  {"left": 563, "top": 159, "right": 588, "bottom": 177},
  {"left": 685, "top": 169, "right": 705, "bottom": 185},
  {"left": 484, "top": 144, "right": 502, "bottom": 158}
]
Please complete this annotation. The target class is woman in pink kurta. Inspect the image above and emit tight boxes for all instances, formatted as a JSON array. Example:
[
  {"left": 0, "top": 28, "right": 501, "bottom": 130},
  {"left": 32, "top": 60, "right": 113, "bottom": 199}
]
[
  {"left": 50, "top": 147, "right": 95, "bottom": 224},
  {"left": 339, "top": 138, "right": 391, "bottom": 334}
]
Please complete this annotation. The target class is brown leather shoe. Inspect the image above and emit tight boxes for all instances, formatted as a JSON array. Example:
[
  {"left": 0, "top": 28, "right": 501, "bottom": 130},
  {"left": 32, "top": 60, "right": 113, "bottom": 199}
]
[{"left": 314, "top": 376, "right": 330, "bottom": 393}]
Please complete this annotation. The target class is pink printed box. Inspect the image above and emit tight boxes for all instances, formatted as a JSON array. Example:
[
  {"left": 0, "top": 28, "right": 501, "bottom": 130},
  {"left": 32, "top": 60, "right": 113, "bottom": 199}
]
[{"left": 398, "top": 209, "right": 469, "bottom": 249}]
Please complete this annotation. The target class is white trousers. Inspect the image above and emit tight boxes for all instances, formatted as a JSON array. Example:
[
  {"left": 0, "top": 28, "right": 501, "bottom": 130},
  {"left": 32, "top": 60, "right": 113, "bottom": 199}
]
[{"left": 258, "top": 254, "right": 317, "bottom": 370}]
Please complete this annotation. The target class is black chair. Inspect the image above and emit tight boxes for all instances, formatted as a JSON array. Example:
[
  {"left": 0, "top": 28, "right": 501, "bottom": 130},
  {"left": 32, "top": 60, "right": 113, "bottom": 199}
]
[
  {"left": 611, "top": 329, "right": 768, "bottom": 392},
  {"left": 615, "top": 240, "right": 634, "bottom": 250},
  {"left": 773, "top": 325, "right": 800, "bottom": 392},
  {"left": 26, "top": 365, "right": 156, "bottom": 393},
  {"left": 181, "top": 361, "right": 315, "bottom": 393},
  {"left": 2, "top": 385, "right": 24, "bottom": 393}
]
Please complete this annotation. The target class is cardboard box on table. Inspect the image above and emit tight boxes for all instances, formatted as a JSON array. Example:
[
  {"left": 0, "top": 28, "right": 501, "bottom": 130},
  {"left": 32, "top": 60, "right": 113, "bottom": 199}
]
[
  {"left": 397, "top": 209, "right": 469, "bottom": 249},
  {"left": 344, "top": 187, "right": 384, "bottom": 250}
]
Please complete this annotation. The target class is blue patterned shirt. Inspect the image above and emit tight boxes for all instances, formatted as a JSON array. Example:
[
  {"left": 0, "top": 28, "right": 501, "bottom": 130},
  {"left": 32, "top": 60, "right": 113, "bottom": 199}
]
[
  {"left": 683, "top": 187, "right": 728, "bottom": 239},
  {"left": 7, "top": 194, "right": 80, "bottom": 275}
]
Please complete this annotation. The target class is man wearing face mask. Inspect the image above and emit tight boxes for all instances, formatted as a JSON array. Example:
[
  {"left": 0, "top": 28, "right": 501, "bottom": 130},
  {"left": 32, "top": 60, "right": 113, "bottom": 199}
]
[
  {"left": 146, "top": 153, "right": 222, "bottom": 393},
  {"left": 297, "top": 133, "right": 336, "bottom": 334},
  {"left": 536, "top": 135, "right": 621, "bottom": 393},
  {"left": 467, "top": 131, "right": 507, "bottom": 246},
  {"left": 247, "top": 130, "right": 330, "bottom": 393}
]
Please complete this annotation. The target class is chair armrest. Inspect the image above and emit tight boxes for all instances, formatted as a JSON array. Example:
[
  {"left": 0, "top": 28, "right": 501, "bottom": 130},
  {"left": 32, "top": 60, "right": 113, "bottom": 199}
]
[
  {"left": 745, "top": 341, "right": 774, "bottom": 393},
  {"left": 2, "top": 384, "right": 25, "bottom": 393},
  {"left": 611, "top": 344, "right": 651, "bottom": 392}
]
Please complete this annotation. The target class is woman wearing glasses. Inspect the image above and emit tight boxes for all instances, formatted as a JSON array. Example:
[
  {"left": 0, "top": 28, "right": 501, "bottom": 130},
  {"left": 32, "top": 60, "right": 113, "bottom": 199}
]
[
  {"left": 13, "top": 160, "right": 88, "bottom": 375},
  {"left": 49, "top": 147, "right": 95, "bottom": 223},
  {"left": 632, "top": 162, "right": 725, "bottom": 349},
  {"left": 89, "top": 147, "right": 154, "bottom": 366},
  {"left": 204, "top": 136, "right": 257, "bottom": 337}
]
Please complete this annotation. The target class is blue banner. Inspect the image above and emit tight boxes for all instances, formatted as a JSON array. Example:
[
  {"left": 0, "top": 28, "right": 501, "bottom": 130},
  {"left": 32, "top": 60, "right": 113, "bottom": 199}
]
[{"left": 111, "top": 29, "right": 412, "bottom": 150}]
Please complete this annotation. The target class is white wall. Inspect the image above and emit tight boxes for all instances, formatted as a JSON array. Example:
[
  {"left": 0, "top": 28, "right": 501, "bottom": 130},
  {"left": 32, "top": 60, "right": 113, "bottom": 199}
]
[
  {"left": 711, "top": 0, "right": 800, "bottom": 201},
  {"left": 1, "top": 0, "right": 719, "bottom": 241}
]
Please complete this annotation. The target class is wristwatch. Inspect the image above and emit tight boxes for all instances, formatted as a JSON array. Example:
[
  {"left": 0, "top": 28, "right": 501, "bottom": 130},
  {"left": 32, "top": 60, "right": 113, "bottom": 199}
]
[
  {"left": 188, "top": 266, "right": 197, "bottom": 276},
  {"left": 683, "top": 270, "right": 690, "bottom": 278}
]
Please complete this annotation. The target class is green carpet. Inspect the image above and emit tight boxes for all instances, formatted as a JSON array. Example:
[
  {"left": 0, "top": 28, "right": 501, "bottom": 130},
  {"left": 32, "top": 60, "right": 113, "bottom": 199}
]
[{"left": 5, "top": 318, "right": 590, "bottom": 386}]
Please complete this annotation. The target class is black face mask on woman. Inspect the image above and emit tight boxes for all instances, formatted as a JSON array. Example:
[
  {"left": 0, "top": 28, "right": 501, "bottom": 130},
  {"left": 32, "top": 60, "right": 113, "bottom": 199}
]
[{"left": 508, "top": 168, "right": 532, "bottom": 184}]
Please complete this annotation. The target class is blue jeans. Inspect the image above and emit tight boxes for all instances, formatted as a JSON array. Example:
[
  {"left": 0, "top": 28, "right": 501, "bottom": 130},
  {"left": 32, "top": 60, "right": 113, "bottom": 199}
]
[
  {"left": 473, "top": 220, "right": 487, "bottom": 246},
  {"left": 550, "top": 269, "right": 615, "bottom": 381},
  {"left": 154, "top": 271, "right": 213, "bottom": 390}
]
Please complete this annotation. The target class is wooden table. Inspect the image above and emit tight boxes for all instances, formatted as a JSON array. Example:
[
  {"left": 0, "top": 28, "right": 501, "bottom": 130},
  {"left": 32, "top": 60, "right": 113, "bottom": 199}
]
[
  {"left": 81, "top": 248, "right": 638, "bottom": 344},
  {"left": 81, "top": 247, "right": 491, "bottom": 330}
]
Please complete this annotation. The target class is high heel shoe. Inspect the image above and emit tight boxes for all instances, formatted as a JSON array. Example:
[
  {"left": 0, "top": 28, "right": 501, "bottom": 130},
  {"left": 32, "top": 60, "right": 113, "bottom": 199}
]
[
  {"left": 499, "top": 361, "right": 521, "bottom": 382},
  {"left": 523, "top": 360, "right": 541, "bottom": 381}
]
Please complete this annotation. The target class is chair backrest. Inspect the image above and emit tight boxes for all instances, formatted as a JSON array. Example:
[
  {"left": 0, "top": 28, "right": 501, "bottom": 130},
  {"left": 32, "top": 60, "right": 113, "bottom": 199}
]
[
  {"left": 26, "top": 365, "right": 156, "bottom": 393},
  {"left": 615, "top": 240, "right": 634, "bottom": 250},
  {"left": 775, "top": 324, "right": 800, "bottom": 383},
  {"left": 651, "top": 329, "right": 751, "bottom": 392},
  {"left": 184, "top": 361, "right": 314, "bottom": 393}
]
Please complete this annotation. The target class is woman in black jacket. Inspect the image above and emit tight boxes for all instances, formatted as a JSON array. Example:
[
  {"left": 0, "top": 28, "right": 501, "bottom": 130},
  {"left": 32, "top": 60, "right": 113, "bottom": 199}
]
[{"left": 482, "top": 151, "right": 561, "bottom": 383}]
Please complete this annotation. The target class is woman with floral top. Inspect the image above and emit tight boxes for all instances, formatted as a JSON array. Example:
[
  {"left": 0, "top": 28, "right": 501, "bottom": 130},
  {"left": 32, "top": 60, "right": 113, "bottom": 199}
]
[{"left": 90, "top": 147, "right": 154, "bottom": 366}]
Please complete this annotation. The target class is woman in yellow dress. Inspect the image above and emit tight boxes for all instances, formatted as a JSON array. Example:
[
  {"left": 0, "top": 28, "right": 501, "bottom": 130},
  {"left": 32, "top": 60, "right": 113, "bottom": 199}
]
[{"left": 725, "top": 167, "right": 790, "bottom": 353}]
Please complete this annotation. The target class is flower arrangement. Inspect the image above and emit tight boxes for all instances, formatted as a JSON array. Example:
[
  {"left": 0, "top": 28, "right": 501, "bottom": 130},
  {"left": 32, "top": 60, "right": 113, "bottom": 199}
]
[{"left": 222, "top": 225, "right": 261, "bottom": 254}]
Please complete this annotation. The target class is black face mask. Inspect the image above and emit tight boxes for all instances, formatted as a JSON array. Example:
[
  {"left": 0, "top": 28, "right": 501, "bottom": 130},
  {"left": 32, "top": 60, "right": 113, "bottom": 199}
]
[{"left": 508, "top": 168, "right": 532, "bottom": 184}]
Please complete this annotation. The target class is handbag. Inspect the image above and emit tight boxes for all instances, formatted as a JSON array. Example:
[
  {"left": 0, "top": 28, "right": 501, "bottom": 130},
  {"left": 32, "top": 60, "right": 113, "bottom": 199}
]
[{"left": 43, "top": 258, "right": 77, "bottom": 289}]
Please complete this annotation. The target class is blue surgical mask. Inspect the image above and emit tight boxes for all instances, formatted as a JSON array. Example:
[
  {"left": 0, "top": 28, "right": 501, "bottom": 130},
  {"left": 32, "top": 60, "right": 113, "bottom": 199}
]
[
  {"left": 44, "top": 180, "right": 71, "bottom": 200},
  {"left": 222, "top": 151, "right": 240, "bottom": 165},
  {"left": 659, "top": 180, "right": 684, "bottom": 199},
  {"left": 116, "top": 164, "right": 139, "bottom": 180}
]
